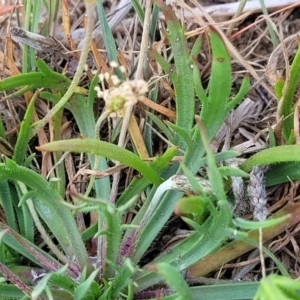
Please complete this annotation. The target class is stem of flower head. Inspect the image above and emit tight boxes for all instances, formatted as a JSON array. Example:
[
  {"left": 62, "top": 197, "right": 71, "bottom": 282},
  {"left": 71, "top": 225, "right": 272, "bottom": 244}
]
[
  {"left": 110, "top": 1, "right": 152, "bottom": 203},
  {"left": 31, "top": 0, "right": 95, "bottom": 136}
]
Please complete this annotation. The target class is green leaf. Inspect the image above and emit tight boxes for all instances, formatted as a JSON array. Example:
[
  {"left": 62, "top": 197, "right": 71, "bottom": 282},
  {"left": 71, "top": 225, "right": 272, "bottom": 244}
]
[
  {"left": 149, "top": 50, "right": 174, "bottom": 79},
  {"left": 0, "top": 283, "right": 26, "bottom": 298},
  {"left": 208, "top": 28, "right": 231, "bottom": 103},
  {"left": 97, "top": 2, "right": 124, "bottom": 80},
  {"left": 193, "top": 57, "right": 208, "bottom": 105},
  {"left": 200, "top": 28, "right": 231, "bottom": 138},
  {"left": 12, "top": 93, "right": 36, "bottom": 165},
  {"left": 101, "top": 209, "right": 123, "bottom": 279},
  {"left": 148, "top": 263, "right": 191, "bottom": 299},
  {"left": 0, "top": 161, "right": 92, "bottom": 273},
  {"left": 131, "top": 0, "right": 144, "bottom": 24},
  {"left": 268, "top": 124, "right": 277, "bottom": 147},
  {"left": 254, "top": 275, "right": 300, "bottom": 300},
  {"left": 274, "top": 78, "right": 284, "bottom": 99},
  {"left": 218, "top": 166, "right": 250, "bottom": 178},
  {"left": 195, "top": 117, "right": 227, "bottom": 203},
  {"left": 241, "top": 145, "right": 300, "bottom": 172},
  {"left": 0, "top": 181, "right": 17, "bottom": 231},
  {"left": 117, "top": 146, "right": 178, "bottom": 206},
  {"left": 265, "top": 162, "right": 300, "bottom": 186},
  {"left": 175, "top": 196, "right": 206, "bottom": 217},
  {"left": 279, "top": 39, "right": 300, "bottom": 141},
  {"left": 234, "top": 215, "right": 289, "bottom": 230},
  {"left": 227, "top": 74, "right": 250, "bottom": 109},
  {"left": 197, "top": 150, "right": 240, "bottom": 168},
  {"left": 187, "top": 282, "right": 258, "bottom": 300},
  {"left": 155, "top": 0, "right": 195, "bottom": 148},
  {"left": 181, "top": 216, "right": 204, "bottom": 231},
  {"left": 146, "top": 111, "right": 173, "bottom": 141},
  {"left": 37, "top": 139, "right": 162, "bottom": 185},
  {"left": 14, "top": 182, "right": 34, "bottom": 242},
  {"left": 189, "top": 36, "right": 203, "bottom": 61},
  {"left": 0, "top": 221, "right": 62, "bottom": 269},
  {"left": 31, "top": 265, "right": 69, "bottom": 300},
  {"left": 0, "top": 59, "right": 71, "bottom": 93},
  {"left": 149, "top": 4, "right": 159, "bottom": 41},
  {"left": 74, "top": 268, "right": 99, "bottom": 300},
  {"left": 167, "top": 122, "right": 193, "bottom": 148}
]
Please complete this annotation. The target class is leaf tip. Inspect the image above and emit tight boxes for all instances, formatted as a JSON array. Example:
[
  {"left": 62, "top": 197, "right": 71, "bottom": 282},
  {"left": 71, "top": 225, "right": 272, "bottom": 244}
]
[{"left": 35, "top": 145, "right": 43, "bottom": 151}]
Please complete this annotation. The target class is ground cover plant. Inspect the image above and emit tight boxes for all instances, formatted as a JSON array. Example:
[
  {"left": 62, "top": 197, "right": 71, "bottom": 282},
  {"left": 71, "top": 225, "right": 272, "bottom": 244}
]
[{"left": 1, "top": 0, "right": 300, "bottom": 299}]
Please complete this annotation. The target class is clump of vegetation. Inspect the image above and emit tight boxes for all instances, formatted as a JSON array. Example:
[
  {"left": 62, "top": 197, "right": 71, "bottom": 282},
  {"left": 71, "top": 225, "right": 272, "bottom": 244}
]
[{"left": 0, "top": 0, "right": 300, "bottom": 299}]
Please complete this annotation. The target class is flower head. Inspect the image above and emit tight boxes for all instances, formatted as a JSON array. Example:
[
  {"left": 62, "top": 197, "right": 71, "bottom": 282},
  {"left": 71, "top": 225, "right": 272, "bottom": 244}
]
[{"left": 95, "top": 66, "right": 148, "bottom": 117}]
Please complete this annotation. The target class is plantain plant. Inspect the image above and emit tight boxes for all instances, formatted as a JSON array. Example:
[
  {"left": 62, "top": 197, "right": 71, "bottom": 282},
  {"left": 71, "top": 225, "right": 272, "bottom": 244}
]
[{"left": 1, "top": 1, "right": 300, "bottom": 299}]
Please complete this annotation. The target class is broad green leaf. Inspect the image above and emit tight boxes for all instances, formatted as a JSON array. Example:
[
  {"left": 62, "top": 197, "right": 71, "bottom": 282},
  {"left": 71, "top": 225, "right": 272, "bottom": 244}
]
[
  {"left": 265, "top": 162, "right": 300, "bottom": 186},
  {"left": 241, "top": 145, "right": 300, "bottom": 172},
  {"left": 37, "top": 139, "right": 162, "bottom": 185}
]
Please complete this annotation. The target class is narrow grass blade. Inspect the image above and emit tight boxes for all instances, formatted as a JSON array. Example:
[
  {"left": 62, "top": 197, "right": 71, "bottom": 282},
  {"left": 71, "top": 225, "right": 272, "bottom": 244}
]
[
  {"left": 146, "top": 111, "right": 173, "bottom": 141},
  {"left": 97, "top": 1, "right": 124, "bottom": 79},
  {"left": 149, "top": 4, "right": 159, "bottom": 41},
  {"left": 131, "top": 0, "right": 144, "bottom": 24}
]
